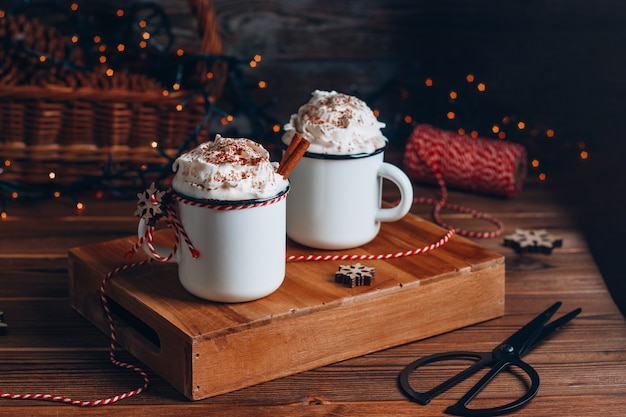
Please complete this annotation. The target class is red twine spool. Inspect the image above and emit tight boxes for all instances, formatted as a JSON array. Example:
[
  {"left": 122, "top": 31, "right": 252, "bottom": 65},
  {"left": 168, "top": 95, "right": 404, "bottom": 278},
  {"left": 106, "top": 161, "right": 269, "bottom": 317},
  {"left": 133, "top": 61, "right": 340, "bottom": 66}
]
[
  {"left": 402, "top": 124, "right": 528, "bottom": 238},
  {"left": 403, "top": 124, "right": 527, "bottom": 198}
]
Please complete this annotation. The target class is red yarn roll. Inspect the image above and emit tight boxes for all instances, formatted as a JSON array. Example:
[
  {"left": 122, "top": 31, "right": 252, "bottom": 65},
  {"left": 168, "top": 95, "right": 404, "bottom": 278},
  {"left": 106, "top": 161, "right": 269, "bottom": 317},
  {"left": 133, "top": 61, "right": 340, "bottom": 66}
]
[{"left": 403, "top": 124, "right": 527, "bottom": 198}]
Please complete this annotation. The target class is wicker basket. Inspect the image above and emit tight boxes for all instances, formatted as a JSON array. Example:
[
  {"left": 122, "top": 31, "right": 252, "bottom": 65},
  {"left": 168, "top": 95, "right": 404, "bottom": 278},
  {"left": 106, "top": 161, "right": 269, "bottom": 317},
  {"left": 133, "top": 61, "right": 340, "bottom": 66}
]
[{"left": 0, "top": 0, "right": 226, "bottom": 186}]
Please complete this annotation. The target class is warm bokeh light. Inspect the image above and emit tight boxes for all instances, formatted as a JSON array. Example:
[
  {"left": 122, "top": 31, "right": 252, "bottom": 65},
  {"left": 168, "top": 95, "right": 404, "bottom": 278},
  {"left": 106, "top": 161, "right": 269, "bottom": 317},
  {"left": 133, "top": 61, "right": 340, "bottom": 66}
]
[
  {"left": 492, "top": 125, "right": 500, "bottom": 133},
  {"left": 449, "top": 91, "right": 457, "bottom": 100},
  {"left": 458, "top": 128, "right": 466, "bottom": 135},
  {"left": 580, "top": 150, "right": 589, "bottom": 160},
  {"left": 447, "top": 111, "right": 455, "bottom": 120},
  {"left": 471, "top": 131, "right": 479, "bottom": 138},
  {"left": 425, "top": 78, "right": 433, "bottom": 87},
  {"left": 477, "top": 82, "right": 486, "bottom": 92},
  {"left": 466, "top": 74, "right": 475, "bottom": 82},
  {"left": 538, "top": 173, "right": 546, "bottom": 181},
  {"left": 404, "top": 115, "right": 413, "bottom": 123},
  {"left": 258, "top": 80, "right": 267, "bottom": 88},
  {"left": 177, "top": 49, "right": 184, "bottom": 56},
  {"left": 546, "top": 129, "right": 555, "bottom": 137},
  {"left": 531, "top": 159, "right": 540, "bottom": 168},
  {"left": 272, "top": 124, "right": 280, "bottom": 133},
  {"left": 48, "top": 172, "right": 56, "bottom": 180},
  {"left": 116, "top": 9, "right": 124, "bottom": 17},
  {"left": 517, "top": 121, "right": 526, "bottom": 129}
]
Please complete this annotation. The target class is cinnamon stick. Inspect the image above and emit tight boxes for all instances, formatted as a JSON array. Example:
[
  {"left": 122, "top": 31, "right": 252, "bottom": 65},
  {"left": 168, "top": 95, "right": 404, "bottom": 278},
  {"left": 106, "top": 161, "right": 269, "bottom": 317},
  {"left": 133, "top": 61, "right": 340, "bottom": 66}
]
[{"left": 277, "top": 133, "right": 310, "bottom": 178}]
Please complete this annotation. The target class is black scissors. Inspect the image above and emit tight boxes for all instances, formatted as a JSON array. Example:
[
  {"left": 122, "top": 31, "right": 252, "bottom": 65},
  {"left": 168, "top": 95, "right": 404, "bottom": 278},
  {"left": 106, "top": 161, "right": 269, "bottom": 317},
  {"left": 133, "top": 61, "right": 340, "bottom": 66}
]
[{"left": 399, "top": 301, "right": 581, "bottom": 416}]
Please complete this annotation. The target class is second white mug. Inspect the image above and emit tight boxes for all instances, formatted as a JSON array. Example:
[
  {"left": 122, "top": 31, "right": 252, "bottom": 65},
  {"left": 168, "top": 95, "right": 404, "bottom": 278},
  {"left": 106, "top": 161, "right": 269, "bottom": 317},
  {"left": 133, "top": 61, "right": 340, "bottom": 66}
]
[{"left": 285, "top": 147, "right": 413, "bottom": 250}]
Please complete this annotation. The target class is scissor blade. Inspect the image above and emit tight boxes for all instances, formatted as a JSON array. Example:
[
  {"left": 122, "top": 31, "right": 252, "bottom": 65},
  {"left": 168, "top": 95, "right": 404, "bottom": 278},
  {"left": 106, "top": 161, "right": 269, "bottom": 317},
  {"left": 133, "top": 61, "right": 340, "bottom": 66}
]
[
  {"left": 498, "top": 302, "right": 562, "bottom": 356},
  {"left": 519, "top": 307, "right": 582, "bottom": 356}
]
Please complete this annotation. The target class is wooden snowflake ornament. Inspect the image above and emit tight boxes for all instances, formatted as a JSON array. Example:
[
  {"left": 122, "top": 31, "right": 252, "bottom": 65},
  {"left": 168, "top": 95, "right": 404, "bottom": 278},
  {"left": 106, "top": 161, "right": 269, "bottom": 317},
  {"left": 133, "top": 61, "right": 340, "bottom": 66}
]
[
  {"left": 335, "top": 263, "right": 376, "bottom": 287},
  {"left": 135, "top": 183, "right": 169, "bottom": 226},
  {"left": 503, "top": 228, "right": 563, "bottom": 254}
]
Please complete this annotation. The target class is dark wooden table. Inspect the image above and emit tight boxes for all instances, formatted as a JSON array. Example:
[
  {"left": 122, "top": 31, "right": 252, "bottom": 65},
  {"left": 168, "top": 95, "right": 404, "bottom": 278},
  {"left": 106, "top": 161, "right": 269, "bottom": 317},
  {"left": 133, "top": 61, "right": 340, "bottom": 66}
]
[{"left": 2, "top": 177, "right": 626, "bottom": 416}]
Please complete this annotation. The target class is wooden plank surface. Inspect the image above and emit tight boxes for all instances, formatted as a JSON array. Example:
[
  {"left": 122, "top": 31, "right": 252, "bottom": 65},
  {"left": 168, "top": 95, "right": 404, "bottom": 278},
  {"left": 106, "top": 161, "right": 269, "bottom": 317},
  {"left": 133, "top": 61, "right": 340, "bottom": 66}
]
[
  {"left": 67, "top": 209, "right": 504, "bottom": 400},
  {"left": 1, "top": 176, "right": 626, "bottom": 415}
]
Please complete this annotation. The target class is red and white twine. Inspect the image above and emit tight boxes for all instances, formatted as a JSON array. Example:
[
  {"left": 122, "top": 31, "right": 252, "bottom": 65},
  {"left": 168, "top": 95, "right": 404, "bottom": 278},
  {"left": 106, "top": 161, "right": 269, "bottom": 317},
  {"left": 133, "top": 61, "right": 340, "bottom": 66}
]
[
  {"left": 0, "top": 260, "right": 151, "bottom": 406},
  {"left": 286, "top": 227, "right": 456, "bottom": 262},
  {"left": 171, "top": 191, "right": 289, "bottom": 210},
  {"left": 1, "top": 127, "right": 522, "bottom": 405},
  {"left": 403, "top": 124, "right": 528, "bottom": 239}
]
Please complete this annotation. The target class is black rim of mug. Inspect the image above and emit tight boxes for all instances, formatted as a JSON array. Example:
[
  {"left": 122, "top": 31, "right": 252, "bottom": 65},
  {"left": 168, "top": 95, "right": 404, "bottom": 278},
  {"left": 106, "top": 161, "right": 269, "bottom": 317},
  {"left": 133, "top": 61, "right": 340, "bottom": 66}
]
[
  {"left": 280, "top": 140, "right": 386, "bottom": 160},
  {"left": 173, "top": 186, "right": 290, "bottom": 207}
]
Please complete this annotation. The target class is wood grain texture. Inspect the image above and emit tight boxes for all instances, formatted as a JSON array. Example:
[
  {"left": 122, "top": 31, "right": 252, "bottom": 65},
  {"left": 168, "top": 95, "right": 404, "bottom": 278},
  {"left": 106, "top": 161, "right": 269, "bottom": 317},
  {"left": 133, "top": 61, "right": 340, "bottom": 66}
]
[
  {"left": 2, "top": 175, "right": 626, "bottom": 414},
  {"left": 1, "top": 0, "right": 626, "bottom": 412},
  {"left": 68, "top": 210, "right": 504, "bottom": 400}
]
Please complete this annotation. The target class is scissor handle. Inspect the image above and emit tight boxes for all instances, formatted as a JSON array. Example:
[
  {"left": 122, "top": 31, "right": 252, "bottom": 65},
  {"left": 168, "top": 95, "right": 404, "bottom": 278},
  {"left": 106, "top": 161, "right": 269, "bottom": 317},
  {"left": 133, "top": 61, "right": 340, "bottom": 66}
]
[
  {"left": 399, "top": 351, "right": 540, "bottom": 416},
  {"left": 445, "top": 357, "right": 540, "bottom": 417},
  {"left": 399, "top": 351, "right": 493, "bottom": 405}
]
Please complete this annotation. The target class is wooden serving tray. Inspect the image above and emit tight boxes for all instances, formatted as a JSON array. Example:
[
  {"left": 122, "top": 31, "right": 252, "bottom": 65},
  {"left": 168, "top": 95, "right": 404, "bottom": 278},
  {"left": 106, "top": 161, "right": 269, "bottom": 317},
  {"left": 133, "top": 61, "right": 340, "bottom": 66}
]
[{"left": 68, "top": 212, "right": 505, "bottom": 400}]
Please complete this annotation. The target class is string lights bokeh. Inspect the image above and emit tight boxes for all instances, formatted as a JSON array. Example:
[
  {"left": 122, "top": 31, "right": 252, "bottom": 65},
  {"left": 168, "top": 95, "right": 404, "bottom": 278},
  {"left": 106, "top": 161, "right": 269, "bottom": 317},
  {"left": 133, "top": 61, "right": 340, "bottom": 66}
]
[
  {"left": 381, "top": 70, "right": 590, "bottom": 186},
  {"left": 0, "top": 0, "right": 278, "bottom": 218},
  {"left": 0, "top": 0, "right": 588, "bottom": 219}
]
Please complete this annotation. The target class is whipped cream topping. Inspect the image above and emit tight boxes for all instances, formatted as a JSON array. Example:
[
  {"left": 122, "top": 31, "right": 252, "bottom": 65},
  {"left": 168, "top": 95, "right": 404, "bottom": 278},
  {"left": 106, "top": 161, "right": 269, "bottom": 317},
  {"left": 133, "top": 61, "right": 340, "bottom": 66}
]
[
  {"left": 172, "top": 135, "right": 288, "bottom": 201},
  {"left": 282, "top": 90, "right": 387, "bottom": 155}
]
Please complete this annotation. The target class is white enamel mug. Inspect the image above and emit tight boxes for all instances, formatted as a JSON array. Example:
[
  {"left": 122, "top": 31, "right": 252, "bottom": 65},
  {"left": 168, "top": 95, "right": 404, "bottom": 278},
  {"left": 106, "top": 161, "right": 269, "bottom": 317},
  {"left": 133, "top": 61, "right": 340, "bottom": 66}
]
[
  {"left": 137, "top": 187, "right": 288, "bottom": 303},
  {"left": 285, "top": 147, "right": 413, "bottom": 249}
]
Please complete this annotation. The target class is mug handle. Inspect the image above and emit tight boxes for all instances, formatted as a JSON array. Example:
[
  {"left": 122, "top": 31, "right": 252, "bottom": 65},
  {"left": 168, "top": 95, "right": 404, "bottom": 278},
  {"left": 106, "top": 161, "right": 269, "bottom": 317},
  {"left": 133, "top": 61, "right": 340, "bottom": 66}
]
[
  {"left": 137, "top": 219, "right": 177, "bottom": 262},
  {"left": 376, "top": 162, "right": 414, "bottom": 222}
]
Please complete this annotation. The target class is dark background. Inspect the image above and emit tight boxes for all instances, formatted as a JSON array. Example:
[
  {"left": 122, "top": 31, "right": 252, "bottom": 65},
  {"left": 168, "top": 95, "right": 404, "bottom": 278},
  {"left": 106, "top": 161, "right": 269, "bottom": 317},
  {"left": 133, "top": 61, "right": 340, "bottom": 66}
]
[{"left": 2, "top": 0, "right": 625, "bottom": 315}]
